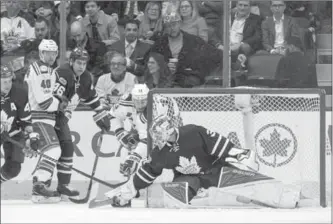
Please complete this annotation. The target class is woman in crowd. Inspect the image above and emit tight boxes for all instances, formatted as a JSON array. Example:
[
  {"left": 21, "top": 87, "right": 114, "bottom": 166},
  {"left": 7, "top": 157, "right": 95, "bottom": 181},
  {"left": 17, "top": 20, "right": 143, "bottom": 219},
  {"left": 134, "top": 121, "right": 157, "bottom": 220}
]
[
  {"left": 138, "top": 2, "right": 163, "bottom": 43},
  {"left": 178, "top": 0, "right": 208, "bottom": 42},
  {"left": 143, "top": 52, "right": 174, "bottom": 88}
]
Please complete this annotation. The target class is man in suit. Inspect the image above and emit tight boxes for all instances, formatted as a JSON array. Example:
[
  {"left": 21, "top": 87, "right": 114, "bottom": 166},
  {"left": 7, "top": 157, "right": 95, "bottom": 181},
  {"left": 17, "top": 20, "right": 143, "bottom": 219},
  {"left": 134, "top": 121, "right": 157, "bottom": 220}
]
[
  {"left": 261, "top": 0, "right": 301, "bottom": 54},
  {"left": 230, "top": 0, "right": 262, "bottom": 69},
  {"left": 108, "top": 19, "right": 151, "bottom": 78}
]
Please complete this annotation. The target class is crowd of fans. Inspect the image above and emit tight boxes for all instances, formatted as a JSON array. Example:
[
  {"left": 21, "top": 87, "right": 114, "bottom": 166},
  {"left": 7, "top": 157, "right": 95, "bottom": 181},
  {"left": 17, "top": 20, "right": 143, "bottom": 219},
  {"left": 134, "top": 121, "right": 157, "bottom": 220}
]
[{"left": 1, "top": 0, "right": 332, "bottom": 100}]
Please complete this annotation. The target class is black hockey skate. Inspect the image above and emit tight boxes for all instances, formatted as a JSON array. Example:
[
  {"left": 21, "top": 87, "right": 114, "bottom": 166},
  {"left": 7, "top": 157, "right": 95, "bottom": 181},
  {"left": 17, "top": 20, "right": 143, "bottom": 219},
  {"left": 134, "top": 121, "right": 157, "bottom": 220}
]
[
  {"left": 57, "top": 184, "right": 80, "bottom": 197},
  {"left": 32, "top": 177, "right": 61, "bottom": 203}
]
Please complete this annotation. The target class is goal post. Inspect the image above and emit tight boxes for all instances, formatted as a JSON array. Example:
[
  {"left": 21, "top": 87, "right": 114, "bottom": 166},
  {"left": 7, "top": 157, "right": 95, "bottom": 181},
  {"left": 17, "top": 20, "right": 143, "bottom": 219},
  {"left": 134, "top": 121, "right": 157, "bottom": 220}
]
[{"left": 146, "top": 88, "right": 327, "bottom": 208}]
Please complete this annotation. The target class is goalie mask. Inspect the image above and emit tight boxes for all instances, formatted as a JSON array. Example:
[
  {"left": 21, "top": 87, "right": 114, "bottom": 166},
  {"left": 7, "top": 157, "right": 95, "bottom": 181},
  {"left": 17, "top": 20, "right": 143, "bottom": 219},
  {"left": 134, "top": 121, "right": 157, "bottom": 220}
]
[
  {"left": 131, "top": 84, "right": 149, "bottom": 112},
  {"left": 38, "top": 39, "right": 58, "bottom": 66},
  {"left": 149, "top": 115, "right": 175, "bottom": 150}
]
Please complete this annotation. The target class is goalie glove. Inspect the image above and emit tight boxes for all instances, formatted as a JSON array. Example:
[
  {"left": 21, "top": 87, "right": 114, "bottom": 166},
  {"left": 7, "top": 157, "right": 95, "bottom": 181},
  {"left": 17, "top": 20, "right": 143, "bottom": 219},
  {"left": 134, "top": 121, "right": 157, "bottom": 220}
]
[
  {"left": 24, "top": 132, "right": 40, "bottom": 158},
  {"left": 120, "top": 152, "right": 142, "bottom": 176},
  {"left": 105, "top": 177, "right": 139, "bottom": 207},
  {"left": 115, "top": 128, "right": 138, "bottom": 150},
  {"left": 93, "top": 110, "right": 111, "bottom": 132}
]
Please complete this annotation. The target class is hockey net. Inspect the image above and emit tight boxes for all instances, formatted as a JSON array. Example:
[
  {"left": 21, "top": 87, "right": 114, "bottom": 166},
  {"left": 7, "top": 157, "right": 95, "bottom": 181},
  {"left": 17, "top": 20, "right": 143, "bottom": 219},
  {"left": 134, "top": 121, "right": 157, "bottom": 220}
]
[{"left": 147, "top": 88, "right": 329, "bottom": 208}]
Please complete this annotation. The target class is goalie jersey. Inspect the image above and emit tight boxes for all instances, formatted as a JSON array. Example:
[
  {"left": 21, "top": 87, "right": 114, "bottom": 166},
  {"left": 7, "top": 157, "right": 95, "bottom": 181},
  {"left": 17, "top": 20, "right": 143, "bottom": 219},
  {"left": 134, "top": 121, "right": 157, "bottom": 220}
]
[
  {"left": 52, "top": 63, "right": 101, "bottom": 112},
  {"left": 1, "top": 83, "right": 32, "bottom": 137},
  {"left": 133, "top": 124, "right": 234, "bottom": 190}
]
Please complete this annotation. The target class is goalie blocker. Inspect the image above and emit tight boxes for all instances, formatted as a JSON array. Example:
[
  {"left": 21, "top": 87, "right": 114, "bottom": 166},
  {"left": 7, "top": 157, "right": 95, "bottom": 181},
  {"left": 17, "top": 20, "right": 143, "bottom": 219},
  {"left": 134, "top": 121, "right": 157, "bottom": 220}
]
[{"left": 105, "top": 116, "right": 300, "bottom": 209}]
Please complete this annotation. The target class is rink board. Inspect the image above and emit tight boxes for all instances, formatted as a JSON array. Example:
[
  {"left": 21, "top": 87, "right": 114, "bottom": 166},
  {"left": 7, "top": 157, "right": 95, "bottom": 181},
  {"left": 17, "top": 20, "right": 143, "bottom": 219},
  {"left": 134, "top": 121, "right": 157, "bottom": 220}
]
[{"left": 1, "top": 111, "right": 332, "bottom": 208}]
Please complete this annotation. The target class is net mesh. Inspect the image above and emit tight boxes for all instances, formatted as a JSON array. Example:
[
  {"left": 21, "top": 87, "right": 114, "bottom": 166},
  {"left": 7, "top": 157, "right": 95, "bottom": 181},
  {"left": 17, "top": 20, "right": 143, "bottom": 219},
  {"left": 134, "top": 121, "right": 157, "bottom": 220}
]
[{"left": 148, "top": 90, "right": 329, "bottom": 207}]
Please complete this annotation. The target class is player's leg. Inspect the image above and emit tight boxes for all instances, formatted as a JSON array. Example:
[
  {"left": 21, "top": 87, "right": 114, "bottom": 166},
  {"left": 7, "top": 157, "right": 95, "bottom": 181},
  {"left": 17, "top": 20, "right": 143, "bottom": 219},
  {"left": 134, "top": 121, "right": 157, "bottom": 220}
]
[
  {"left": 217, "top": 164, "right": 300, "bottom": 208},
  {"left": 0, "top": 133, "right": 25, "bottom": 184},
  {"left": 32, "top": 122, "right": 61, "bottom": 202},
  {"left": 54, "top": 114, "right": 79, "bottom": 197}
]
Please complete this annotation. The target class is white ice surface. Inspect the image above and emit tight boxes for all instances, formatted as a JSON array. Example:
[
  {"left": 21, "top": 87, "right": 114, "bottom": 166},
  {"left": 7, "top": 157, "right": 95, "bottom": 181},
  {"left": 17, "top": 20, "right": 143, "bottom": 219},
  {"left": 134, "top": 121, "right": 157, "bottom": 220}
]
[{"left": 1, "top": 200, "right": 331, "bottom": 223}]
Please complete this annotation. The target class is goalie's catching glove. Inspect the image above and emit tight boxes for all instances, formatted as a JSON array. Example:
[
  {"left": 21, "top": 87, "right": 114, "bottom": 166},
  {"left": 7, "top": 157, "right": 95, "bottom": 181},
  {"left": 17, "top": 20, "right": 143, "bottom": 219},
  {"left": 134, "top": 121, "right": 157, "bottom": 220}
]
[
  {"left": 120, "top": 152, "right": 142, "bottom": 176},
  {"left": 115, "top": 128, "right": 138, "bottom": 150},
  {"left": 24, "top": 132, "right": 40, "bottom": 158},
  {"left": 93, "top": 110, "right": 111, "bottom": 132}
]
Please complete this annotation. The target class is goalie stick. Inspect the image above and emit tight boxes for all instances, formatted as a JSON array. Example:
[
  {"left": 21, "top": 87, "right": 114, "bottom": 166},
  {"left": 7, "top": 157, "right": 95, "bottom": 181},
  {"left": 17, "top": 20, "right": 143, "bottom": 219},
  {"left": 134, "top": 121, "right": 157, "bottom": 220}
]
[
  {"left": 68, "top": 132, "right": 104, "bottom": 204},
  {"left": 3, "top": 135, "right": 128, "bottom": 189}
]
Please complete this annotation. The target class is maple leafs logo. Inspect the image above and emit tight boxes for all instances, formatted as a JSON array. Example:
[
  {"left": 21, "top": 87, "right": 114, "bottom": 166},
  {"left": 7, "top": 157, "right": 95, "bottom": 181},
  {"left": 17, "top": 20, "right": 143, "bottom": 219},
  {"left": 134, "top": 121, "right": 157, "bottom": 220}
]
[
  {"left": 255, "top": 123, "right": 297, "bottom": 168},
  {"left": 1, "top": 110, "right": 14, "bottom": 132},
  {"left": 175, "top": 156, "right": 201, "bottom": 174}
]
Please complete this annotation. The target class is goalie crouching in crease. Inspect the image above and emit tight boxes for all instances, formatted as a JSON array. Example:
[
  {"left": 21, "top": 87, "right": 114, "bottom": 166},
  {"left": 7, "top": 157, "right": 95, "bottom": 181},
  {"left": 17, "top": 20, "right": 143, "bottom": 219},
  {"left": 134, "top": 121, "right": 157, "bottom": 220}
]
[{"left": 105, "top": 116, "right": 301, "bottom": 209}]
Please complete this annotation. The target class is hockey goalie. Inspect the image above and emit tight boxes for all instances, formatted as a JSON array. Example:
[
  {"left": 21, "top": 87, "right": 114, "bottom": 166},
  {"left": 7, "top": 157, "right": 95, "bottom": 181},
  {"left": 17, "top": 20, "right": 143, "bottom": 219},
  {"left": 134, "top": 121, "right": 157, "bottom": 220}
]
[{"left": 105, "top": 115, "right": 301, "bottom": 209}]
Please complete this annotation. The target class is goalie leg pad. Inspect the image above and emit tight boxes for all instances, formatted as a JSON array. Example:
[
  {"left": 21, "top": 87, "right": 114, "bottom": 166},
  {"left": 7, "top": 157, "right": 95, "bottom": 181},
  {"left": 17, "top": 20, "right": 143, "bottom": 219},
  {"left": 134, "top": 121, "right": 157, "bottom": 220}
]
[
  {"left": 161, "top": 182, "right": 189, "bottom": 208},
  {"left": 218, "top": 166, "right": 300, "bottom": 209}
]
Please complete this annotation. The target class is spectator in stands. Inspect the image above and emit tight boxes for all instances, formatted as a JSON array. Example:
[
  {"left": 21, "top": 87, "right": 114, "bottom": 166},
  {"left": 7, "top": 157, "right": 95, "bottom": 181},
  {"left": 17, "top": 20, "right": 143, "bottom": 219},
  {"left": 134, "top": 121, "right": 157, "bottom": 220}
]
[
  {"left": 275, "top": 36, "right": 317, "bottom": 88},
  {"left": 1, "top": 0, "right": 35, "bottom": 53},
  {"left": 162, "top": 0, "right": 180, "bottom": 17},
  {"left": 139, "top": 2, "right": 163, "bottom": 43},
  {"left": 68, "top": 20, "right": 107, "bottom": 83},
  {"left": 178, "top": 0, "right": 208, "bottom": 42},
  {"left": 95, "top": 52, "right": 137, "bottom": 104},
  {"left": 108, "top": 19, "right": 152, "bottom": 78},
  {"left": 261, "top": 0, "right": 301, "bottom": 55},
  {"left": 21, "top": 17, "right": 56, "bottom": 60},
  {"left": 34, "top": 2, "right": 59, "bottom": 40},
  {"left": 196, "top": 1, "right": 223, "bottom": 49},
  {"left": 82, "top": 1, "right": 120, "bottom": 46},
  {"left": 143, "top": 52, "right": 174, "bottom": 89},
  {"left": 149, "top": 12, "right": 223, "bottom": 88},
  {"left": 230, "top": 0, "right": 262, "bottom": 70}
]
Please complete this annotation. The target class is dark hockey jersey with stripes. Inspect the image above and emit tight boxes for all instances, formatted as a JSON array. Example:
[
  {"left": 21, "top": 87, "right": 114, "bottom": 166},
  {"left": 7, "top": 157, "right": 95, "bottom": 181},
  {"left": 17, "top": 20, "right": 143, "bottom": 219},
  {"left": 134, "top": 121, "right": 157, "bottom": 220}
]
[
  {"left": 53, "top": 63, "right": 101, "bottom": 111},
  {"left": 134, "top": 124, "right": 234, "bottom": 190}
]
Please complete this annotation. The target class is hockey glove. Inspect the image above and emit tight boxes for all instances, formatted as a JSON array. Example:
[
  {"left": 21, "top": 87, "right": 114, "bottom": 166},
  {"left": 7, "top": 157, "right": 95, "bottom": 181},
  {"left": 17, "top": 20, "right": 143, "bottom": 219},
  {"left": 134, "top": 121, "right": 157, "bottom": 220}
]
[
  {"left": 120, "top": 152, "right": 142, "bottom": 176},
  {"left": 24, "top": 132, "right": 40, "bottom": 158},
  {"left": 54, "top": 95, "right": 69, "bottom": 112},
  {"left": 115, "top": 129, "right": 138, "bottom": 150},
  {"left": 93, "top": 110, "right": 111, "bottom": 132}
]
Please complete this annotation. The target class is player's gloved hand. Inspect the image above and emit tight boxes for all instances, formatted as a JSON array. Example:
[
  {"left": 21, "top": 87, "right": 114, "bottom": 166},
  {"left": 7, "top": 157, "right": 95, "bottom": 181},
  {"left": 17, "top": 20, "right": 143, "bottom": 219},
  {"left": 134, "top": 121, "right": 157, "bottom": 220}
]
[
  {"left": 55, "top": 95, "right": 69, "bottom": 112},
  {"left": 115, "top": 128, "right": 138, "bottom": 150},
  {"left": 93, "top": 110, "right": 111, "bottom": 132},
  {"left": 120, "top": 152, "right": 142, "bottom": 176},
  {"left": 105, "top": 177, "right": 138, "bottom": 207},
  {"left": 24, "top": 132, "right": 40, "bottom": 158}
]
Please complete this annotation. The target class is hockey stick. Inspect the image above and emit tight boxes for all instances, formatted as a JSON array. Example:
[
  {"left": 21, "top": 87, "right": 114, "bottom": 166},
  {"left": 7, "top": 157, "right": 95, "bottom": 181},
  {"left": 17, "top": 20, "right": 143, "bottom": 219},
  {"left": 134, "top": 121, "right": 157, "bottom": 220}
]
[
  {"left": 3, "top": 135, "right": 128, "bottom": 189},
  {"left": 68, "top": 132, "right": 104, "bottom": 204},
  {"left": 88, "top": 175, "right": 131, "bottom": 209}
]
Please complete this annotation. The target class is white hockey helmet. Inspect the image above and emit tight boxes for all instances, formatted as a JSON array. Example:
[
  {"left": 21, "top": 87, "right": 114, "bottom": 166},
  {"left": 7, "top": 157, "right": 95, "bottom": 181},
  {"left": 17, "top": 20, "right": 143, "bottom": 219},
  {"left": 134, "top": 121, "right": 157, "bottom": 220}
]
[
  {"left": 131, "top": 84, "right": 149, "bottom": 112},
  {"left": 149, "top": 115, "right": 175, "bottom": 150},
  {"left": 38, "top": 39, "right": 58, "bottom": 65}
]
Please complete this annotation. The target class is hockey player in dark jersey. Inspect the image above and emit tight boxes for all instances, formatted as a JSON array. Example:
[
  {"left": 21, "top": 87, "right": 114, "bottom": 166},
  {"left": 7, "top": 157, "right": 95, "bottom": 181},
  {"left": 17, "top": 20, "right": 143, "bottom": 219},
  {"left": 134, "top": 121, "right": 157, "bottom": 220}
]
[
  {"left": 50, "top": 47, "right": 110, "bottom": 196},
  {"left": 0, "top": 65, "right": 40, "bottom": 184},
  {"left": 105, "top": 115, "right": 301, "bottom": 209}
]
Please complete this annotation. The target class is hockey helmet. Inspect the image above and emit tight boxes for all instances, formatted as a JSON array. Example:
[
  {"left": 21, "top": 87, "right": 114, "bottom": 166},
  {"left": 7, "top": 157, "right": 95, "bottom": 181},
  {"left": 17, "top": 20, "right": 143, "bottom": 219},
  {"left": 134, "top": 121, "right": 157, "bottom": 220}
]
[
  {"left": 38, "top": 39, "right": 58, "bottom": 52},
  {"left": 0, "top": 65, "right": 14, "bottom": 79},
  {"left": 149, "top": 115, "right": 175, "bottom": 150},
  {"left": 70, "top": 47, "right": 89, "bottom": 62},
  {"left": 131, "top": 84, "right": 149, "bottom": 112}
]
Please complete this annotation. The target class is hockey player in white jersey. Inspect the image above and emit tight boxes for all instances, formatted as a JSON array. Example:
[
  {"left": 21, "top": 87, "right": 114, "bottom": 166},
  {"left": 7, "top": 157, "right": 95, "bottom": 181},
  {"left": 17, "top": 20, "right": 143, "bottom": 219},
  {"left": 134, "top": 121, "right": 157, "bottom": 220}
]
[
  {"left": 106, "top": 84, "right": 182, "bottom": 177},
  {"left": 24, "top": 39, "right": 75, "bottom": 203}
]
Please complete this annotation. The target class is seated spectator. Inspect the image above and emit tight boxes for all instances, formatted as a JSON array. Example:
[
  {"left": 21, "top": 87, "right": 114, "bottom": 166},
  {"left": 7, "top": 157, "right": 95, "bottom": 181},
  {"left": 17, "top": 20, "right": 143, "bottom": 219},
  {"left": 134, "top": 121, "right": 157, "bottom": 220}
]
[
  {"left": 21, "top": 17, "right": 55, "bottom": 55},
  {"left": 139, "top": 2, "right": 163, "bottom": 43},
  {"left": 143, "top": 52, "right": 174, "bottom": 88},
  {"left": 108, "top": 19, "right": 152, "bottom": 78},
  {"left": 34, "top": 1, "right": 59, "bottom": 40},
  {"left": 149, "top": 12, "right": 223, "bottom": 88},
  {"left": 229, "top": 0, "right": 262, "bottom": 69},
  {"left": 68, "top": 20, "right": 107, "bottom": 83},
  {"left": 261, "top": 0, "right": 301, "bottom": 55},
  {"left": 95, "top": 52, "right": 137, "bottom": 105},
  {"left": 196, "top": 1, "right": 223, "bottom": 49},
  {"left": 82, "top": 1, "right": 120, "bottom": 46},
  {"left": 275, "top": 36, "right": 317, "bottom": 88},
  {"left": 178, "top": 0, "right": 208, "bottom": 42},
  {"left": 1, "top": 0, "right": 35, "bottom": 53}
]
